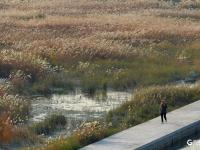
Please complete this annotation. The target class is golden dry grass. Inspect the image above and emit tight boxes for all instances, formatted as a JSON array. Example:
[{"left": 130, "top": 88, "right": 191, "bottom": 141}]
[
  {"left": 0, "top": 0, "right": 200, "bottom": 63},
  {"left": 1, "top": 1, "right": 200, "bottom": 149},
  {"left": 0, "top": 0, "right": 200, "bottom": 90}
]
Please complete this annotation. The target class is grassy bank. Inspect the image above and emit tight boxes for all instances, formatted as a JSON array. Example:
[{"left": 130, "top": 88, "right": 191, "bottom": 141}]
[
  {"left": 33, "top": 121, "right": 118, "bottom": 150},
  {"left": 107, "top": 84, "right": 200, "bottom": 128}
]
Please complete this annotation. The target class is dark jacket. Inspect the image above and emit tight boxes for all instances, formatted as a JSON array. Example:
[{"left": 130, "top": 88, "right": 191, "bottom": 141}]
[{"left": 160, "top": 103, "right": 167, "bottom": 114}]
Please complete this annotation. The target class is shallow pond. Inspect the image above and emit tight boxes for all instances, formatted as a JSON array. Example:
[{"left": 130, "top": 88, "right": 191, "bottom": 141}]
[{"left": 30, "top": 89, "right": 132, "bottom": 136}]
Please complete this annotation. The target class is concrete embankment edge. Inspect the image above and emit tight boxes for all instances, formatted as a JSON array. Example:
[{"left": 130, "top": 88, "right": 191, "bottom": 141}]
[{"left": 137, "top": 121, "right": 200, "bottom": 150}]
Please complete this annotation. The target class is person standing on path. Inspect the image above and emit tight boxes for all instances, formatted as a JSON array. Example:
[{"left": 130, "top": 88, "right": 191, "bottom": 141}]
[{"left": 160, "top": 100, "right": 167, "bottom": 123}]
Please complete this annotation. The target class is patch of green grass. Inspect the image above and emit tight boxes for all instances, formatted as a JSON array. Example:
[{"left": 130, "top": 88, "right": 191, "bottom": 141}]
[
  {"left": 30, "top": 114, "right": 67, "bottom": 135},
  {"left": 18, "top": 13, "right": 46, "bottom": 21},
  {"left": 64, "top": 55, "right": 193, "bottom": 91},
  {"left": 27, "top": 72, "right": 74, "bottom": 95}
]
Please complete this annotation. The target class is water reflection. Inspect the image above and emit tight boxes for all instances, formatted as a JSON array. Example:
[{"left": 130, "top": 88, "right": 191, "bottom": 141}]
[{"left": 30, "top": 89, "right": 132, "bottom": 134}]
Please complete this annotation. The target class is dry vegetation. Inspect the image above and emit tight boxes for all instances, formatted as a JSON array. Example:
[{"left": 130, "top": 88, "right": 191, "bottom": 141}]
[
  {"left": 1, "top": 0, "right": 200, "bottom": 149},
  {"left": 0, "top": 0, "right": 200, "bottom": 63},
  {"left": 1, "top": 0, "right": 200, "bottom": 92}
]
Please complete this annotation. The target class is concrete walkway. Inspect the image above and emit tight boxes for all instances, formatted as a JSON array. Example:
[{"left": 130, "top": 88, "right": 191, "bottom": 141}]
[{"left": 80, "top": 100, "right": 200, "bottom": 150}]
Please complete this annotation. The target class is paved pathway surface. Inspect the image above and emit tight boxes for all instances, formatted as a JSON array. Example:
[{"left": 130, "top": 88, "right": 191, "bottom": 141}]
[{"left": 80, "top": 100, "right": 200, "bottom": 150}]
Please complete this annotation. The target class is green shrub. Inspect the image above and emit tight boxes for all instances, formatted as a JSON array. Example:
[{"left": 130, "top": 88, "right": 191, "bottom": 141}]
[
  {"left": 30, "top": 72, "right": 74, "bottom": 95},
  {"left": 31, "top": 114, "right": 67, "bottom": 135}
]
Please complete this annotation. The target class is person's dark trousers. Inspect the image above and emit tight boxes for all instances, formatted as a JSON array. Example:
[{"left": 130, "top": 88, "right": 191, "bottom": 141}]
[{"left": 161, "top": 113, "right": 167, "bottom": 123}]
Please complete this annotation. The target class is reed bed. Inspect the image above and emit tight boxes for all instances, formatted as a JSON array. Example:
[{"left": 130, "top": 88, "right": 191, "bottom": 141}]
[
  {"left": 0, "top": 0, "right": 200, "bottom": 67},
  {"left": 0, "top": 50, "right": 54, "bottom": 80},
  {"left": 0, "top": 0, "right": 200, "bottom": 149},
  {"left": 1, "top": 0, "right": 200, "bottom": 92}
]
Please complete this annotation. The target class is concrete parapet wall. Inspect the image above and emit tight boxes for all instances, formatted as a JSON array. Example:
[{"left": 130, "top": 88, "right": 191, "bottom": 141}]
[{"left": 137, "top": 121, "right": 200, "bottom": 150}]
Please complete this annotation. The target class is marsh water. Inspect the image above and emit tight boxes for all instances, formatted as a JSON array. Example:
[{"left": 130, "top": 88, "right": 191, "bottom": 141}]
[{"left": 30, "top": 89, "right": 132, "bottom": 137}]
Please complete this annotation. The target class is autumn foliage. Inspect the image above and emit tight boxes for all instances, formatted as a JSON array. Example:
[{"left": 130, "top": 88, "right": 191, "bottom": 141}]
[{"left": 0, "top": 114, "right": 15, "bottom": 144}]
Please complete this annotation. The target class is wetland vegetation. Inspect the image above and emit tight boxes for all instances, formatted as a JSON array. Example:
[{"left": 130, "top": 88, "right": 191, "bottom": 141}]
[{"left": 1, "top": 0, "right": 200, "bottom": 149}]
